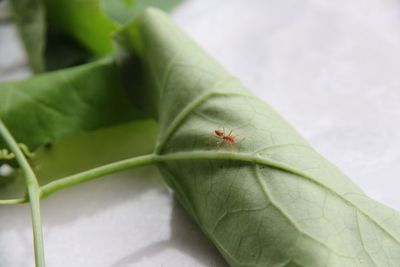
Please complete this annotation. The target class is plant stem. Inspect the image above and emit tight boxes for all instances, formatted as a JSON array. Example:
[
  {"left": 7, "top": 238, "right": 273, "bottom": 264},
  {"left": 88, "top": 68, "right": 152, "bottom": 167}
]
[
  {"left": 0, "top": 197, "right": 27, "bottom": 205},
  {"left": 0, "top": 120, "right": 45, "bottom": 267},
  {"left": 36, "top": 149, "right": 319, "bottom": 208},
  {"left": 41, "top": 154, "right": 157, "bottom": 198},
  {"left": 39, "top": 151, "right": 257, "bottom": 198},
  {"left": 39, "top": 151, "right": 256, "bottom": 198}
]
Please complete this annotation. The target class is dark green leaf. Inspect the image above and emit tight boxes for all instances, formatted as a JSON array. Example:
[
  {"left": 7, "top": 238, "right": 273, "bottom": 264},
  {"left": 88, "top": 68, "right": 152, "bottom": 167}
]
[
  {"left": 44, "top": 0, "right": 118, "bottom": 55},
  {"left": 10, "top": 0, "right": 118, "bottom": 72},
  {"left": 44, "top": 31, "right": 91, "bottom": 71},
  {"left": 9, "top": 0, "right": 184, "bottom": 72},
  {"left": 0, "top": 57, "right": 141, "bottom": 152},
  {"left": 116, "top": 8, "right": 400, "bottom": 266}
]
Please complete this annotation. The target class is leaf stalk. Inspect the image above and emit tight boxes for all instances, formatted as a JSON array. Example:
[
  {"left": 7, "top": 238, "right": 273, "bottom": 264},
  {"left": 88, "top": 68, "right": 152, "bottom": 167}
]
[
  {"left": 0, "top": 119, "right": 45, "bottom": 267},
  {"left": 40, "top": 154, "right": 157, "bottom": 198}
]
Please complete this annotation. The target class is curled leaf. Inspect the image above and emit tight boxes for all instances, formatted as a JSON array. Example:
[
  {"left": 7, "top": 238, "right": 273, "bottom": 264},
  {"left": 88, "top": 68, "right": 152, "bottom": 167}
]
[{"left": 116, "top": 8, "right": 400, "bottom": 267}]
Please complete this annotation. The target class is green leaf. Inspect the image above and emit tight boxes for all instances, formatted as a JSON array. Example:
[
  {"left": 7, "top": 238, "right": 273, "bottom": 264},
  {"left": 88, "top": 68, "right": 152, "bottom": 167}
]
[
  {"left": 45, "top": 0, "right": 185, "bottom": 54},
  {"left": 44, "top": 31, "right": 91, "bottom": 71},
  {"left": 9, "top": 0, "right": 184, "bottom": 72},
  {"left": 32, "top": 119, "right": 157, "bottom": 182},
  {"left": 0, "top": 57, "right": 141, "bottom": 152},
  {"left": 9, "top": 0, "right": 46, "bottom": 73},
  {"left": 116, "top": 8, "right": 400, "bottom": 266},
  {"left": 44, "top": 0, "right": 118, "bottom": 55},
  {"left": 9, "top": 0, "right": 112, "bottom": 72}
]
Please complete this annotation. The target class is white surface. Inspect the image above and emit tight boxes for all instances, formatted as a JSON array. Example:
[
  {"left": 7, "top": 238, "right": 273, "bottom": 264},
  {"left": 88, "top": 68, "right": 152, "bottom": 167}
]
[
  {"left": 0, "top": 2, "right": 31, "bottom": 82},
  {"left": 1, "top": 0, "right": 400, "bottom": 266}
]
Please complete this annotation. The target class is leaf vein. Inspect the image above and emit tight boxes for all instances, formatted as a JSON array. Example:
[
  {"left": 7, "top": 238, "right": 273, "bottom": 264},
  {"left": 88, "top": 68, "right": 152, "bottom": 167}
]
[
  {"left": 156, "top": 151, "right": 400, "bottom": 246},
  {"left": 253, "top": 165, "right": 351, "bottom": 259},
  {"left": 156, "top": 88, "right": 251, "bottom": 153},
  {"left": 356, "top": 210, "right": 379, "bottom": 267}
]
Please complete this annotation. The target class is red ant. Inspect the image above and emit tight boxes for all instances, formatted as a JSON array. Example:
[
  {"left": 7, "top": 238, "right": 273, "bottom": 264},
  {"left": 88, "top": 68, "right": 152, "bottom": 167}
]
[{"left": 208, "top": 126, "right": 239, "bottom": 150}]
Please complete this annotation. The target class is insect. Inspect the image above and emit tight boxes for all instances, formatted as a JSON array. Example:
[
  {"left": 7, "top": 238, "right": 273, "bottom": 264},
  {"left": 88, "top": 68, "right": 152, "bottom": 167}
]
[{"left": 208, "top": 126, "right": 239, "bottom": 150}]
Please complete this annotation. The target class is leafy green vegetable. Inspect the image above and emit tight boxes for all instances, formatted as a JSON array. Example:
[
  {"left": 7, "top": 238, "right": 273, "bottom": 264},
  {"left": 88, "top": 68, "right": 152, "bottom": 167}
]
[
  {"left": 0, "top": 57, "right": 141, "bottom": 153},
  {"left": 116, "top": 8, "right": 400, "bottom": 266}
]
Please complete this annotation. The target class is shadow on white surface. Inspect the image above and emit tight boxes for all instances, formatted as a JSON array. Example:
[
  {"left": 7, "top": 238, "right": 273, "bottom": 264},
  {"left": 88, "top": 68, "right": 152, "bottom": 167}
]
[{"left": 110, "top": 199, "right": 228, "bottom": 267}]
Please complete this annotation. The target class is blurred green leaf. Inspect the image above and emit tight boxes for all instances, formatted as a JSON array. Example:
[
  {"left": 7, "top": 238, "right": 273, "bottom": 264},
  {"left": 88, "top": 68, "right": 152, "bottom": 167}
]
[
  {"left": 44, "top": 0, "right": 118, "bottom": 55},
  {"left": 9, "top": 0, "right": 185, "bottom": 72},
  {"left": 0, "top": 57, "right": 142, "bottom": 152}
]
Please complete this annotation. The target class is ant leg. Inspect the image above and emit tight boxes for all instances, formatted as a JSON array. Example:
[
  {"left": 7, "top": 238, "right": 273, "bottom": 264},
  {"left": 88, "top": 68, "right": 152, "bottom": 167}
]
[
  {"left": 221, "top": 125, "right": 226, "bottom": 136},
  {"left": 216, "top": 139, "right": 225, "bottom": 150},
  {"left": 208, "top": 133, "right": 221, "bottom": 146},
  {"left": 216, "top": 140, "right": 223, "bottom": 147}
]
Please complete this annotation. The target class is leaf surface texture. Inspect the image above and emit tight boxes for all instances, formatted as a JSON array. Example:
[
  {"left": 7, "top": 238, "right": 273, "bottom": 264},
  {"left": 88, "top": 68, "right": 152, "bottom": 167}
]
[{"left": 116, "top": 8, "right": 400, "bottom": 267}]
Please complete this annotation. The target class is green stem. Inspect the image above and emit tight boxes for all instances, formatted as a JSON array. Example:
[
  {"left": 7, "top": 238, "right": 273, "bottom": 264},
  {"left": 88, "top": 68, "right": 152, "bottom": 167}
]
[
  {"left": 41, "top": 154, "right": 157, "bottom": 199},
  {"left": 39, "top": 151, "right": 251, "bottom": 198},
  {"left": 0, "top": 197, "right": 27, "bottom": 205},
  {"left": 0, "top": 120, "right": 45, "bottom": 267},
  {"left": 39, "top": 151, "right": 255, "bottom": 198},
  {"left": 7, "top": 150, "right": 298, "bottom": 207},
  {"left": 40, "top": 151, "right": 265, "bottom": 199}
]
